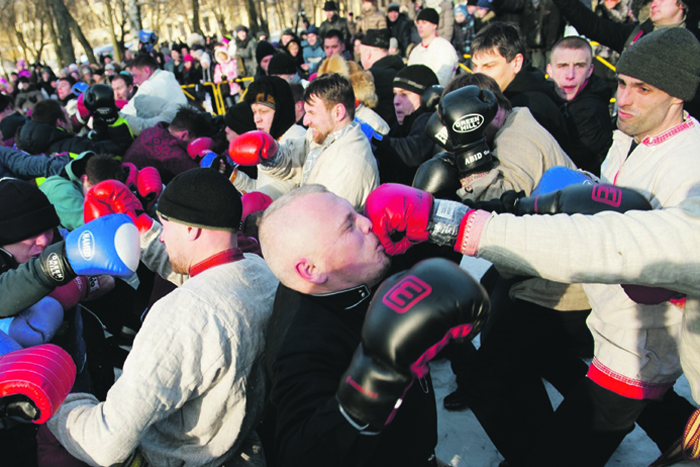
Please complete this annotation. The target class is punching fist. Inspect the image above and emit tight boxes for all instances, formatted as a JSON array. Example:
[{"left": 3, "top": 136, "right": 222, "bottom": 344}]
[
  {"left": 187, "top": 137, "right": 216, "bottom": 160},
  {"left": 0, "top": 344, "right": 76, "bottom": 424},
  {"left": 48, "top": 275, "right": 103, "bottom": 310},
  {"left": 83, "top": 84, "right": 120, "bottom": 124},
  {"left": 84, "top": 179, "right": 153, "bottom": 234},
  {"left": 229, "top": 131, "right": 279, "bottom": 166},
  {"left": 136, "top": 167, "right": 163, "bottom": 212},
  {"left": 337, "top": 258, "right": 490, "bottom": 431},
  {"left": 365, "top": 184, "right": 470, "bottom": 255},
  {"left": 413, "top": 152, "right": 462, "bottom": 201},
  {"left": 439, "top": 85, "right": 498, "bottom": 177},
  {"left": 38, "top": 214, "right": 140, "bottom": 286}
]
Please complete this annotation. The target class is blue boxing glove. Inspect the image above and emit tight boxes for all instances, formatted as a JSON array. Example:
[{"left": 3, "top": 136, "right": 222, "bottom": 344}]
[
  {"left": 38, "top": 214, "right": 140, "bottom": 286},
  {"left": 531, "top": 166, "right": 594, "bottom": 197},
  {"left": 0, "top": 331, "right": 22, "bottom": 356},
  {"left": 355, "top": 118, "right": 383, "bottom": 150},
  {"left": 0, "top": 297, "right": 64, "bottom": 348}
]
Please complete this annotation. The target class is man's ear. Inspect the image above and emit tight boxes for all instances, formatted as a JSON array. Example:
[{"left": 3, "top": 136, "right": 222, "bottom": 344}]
[
  {"left": 512, "top": 53, "right": 524, "bottom": 74},
  {"left": 586, "top": 63, "right": 594, "bottom": 78},
  {"left": 294, "top": 258, "right": 328, "bottom": 285},
  {"left": 545, "top": 63, "right": 553, "bottom": 78},
  {"left": 187, "top": 226, "right": 203, "bottom": 241},
  {"left": 334, "top": 103, "right": 347, "bottom": 122}
]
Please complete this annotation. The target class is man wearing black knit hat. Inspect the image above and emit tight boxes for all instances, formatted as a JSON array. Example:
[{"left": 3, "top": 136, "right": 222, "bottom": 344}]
[
  {"left": 407, "top": 8, "right": 459, "bottom": 85},
  {"left": 49, "top": 168, "right": 279, "bottom": 467},
  {"left": 361, "top": 28, "right": 405, "bottom": 126}
]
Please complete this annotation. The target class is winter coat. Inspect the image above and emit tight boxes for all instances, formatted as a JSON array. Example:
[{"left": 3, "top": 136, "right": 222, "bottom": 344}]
[
  {"left": 122, "top": 121, "right": 199, "bottom": 185},
  {"left": 303, "top": 41, "right": 326, "bottom": 74},
  {"left": 357, "top": 6, "right": 388, "bottom": 34},
  {"left": 407, "top": 36, "right": 459, "bottom": 86},
  {"left": 235, "top": 37, "right": 257, "bottom": 78},
  {"left": 552, "top": 74, "right": 613, "bottom": 176},
  {"left": 388, "top": 13, "right": 417, "bottom": 56},
  {"left": 373, "top": 108, "right": 436, "bottom": 185},
  {"left": 18, "top": 119, "right": 132, "bottom": 156},
  {"left": 520, "top": 0, "right": 564, "bottom": 50},
  {"left": 452, "top": 15, "right": 476, "bottom": 59},
  {"left": 503, "top": 65, "right": 570, "bottom": 156},
  {"left": 319, "top": 14, "right": 353, "bottom": 44},
  {"left": 268, "top": 283, "right": 439, "bottom": 466},
  {"left": 0, "top": 146, "right": 70, "bottom": 180},
  {"left": 39, "top": 153, "right": 93, "bottom": 231},
  {"left": 368, "top": 54, "right": 405, "bottom": 127}
]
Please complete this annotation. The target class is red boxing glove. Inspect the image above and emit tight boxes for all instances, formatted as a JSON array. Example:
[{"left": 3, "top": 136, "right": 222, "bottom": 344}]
[
  {"left": 365, "top": 184, "right": 434, "bottom": 256},
  {"left": 241, "top": 192, "right": 273, "bottom": 226},
  {"left": 136, "top": 167, "right": 163, "bottom": 212},
  {"left": 229, "top": 131, "right": 279, "bottom": 166},
  {"left": 121, "top": 162, "right": 139, "bottom": 192},
  {"left": 115, "top": 99, "right": 128, "bottom": 109},
  {"left": 76, "top": 93, "right": 91, "bottom": 124},
  {"left": 0, "top": 344, "right": 76, "bottom": 424},
  {"left": 187, "top": 137, "right": 216, "bottom": 159},
  {"left": 48, "top": 276, "right": 92, "bottom": 310},
  {"left": 84, "top": 180, "right": 153, "bottom": 234}
]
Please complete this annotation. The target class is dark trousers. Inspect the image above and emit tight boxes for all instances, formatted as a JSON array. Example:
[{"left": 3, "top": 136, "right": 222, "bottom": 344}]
[{"left": 454, "top": 275, "right": 694, "bottom": 466}]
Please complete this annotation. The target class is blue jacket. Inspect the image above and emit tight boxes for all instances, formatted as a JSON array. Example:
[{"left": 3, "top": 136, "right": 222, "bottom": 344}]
[{"left": 303, "top": 42, "right": 325, "bottom": 74}]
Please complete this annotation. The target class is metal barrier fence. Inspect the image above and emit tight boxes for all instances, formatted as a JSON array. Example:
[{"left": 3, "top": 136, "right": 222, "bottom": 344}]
[{"left": 180, "top": 77, "right": 255, "bottom": 116}]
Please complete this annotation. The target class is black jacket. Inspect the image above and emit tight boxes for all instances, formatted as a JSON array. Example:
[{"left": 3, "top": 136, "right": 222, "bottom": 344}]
[
  {"left": 553, "top": 74, "right": 613, "bottom": 176},
  {"left": 504, "top": 65, "right": 571, "bottom": 155},
  {"left": 388, "top": 13, "right": 416, "bottom": 57},
  {"left": 0, "top": 249, "right": 57, "bottom": 318},
  {"left": 267, "top": 283, "right": 438, "bottom": 467},
  {"left": 373, "top": 108, "right": 436, "bottom": 185},
  {"left": 18, "top": 119, "right": 132, "bottom": 156},
  {"left": 319, "top": 14, "right": 353, "bottom": 44},
  {"left": 369, "top": 55, "right": 405, "bottom": 127}
]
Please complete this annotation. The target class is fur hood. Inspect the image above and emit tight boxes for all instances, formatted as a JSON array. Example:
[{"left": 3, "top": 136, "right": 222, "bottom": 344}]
[{"left": 317, "top": 55, "right": 378, "bottom": 108}]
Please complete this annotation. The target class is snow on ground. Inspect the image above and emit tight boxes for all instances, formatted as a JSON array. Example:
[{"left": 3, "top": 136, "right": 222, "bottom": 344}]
[{"left": 435, "top": 256, "right": 697, "bottom": 467}]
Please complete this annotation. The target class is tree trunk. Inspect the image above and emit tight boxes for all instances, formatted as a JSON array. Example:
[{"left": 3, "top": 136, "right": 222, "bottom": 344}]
[
  {"left": 244, "top": 0, "right": 260, "bottom": 35},
  {"left": 192, "top": 0, "right": 204, "bottom": 35},
  {"left": 125, "top": 0, "right": 142, "bottom": 39},
  {"left": 103, "top": 0, "right": 123, "bottom": 62},
  {"left": 50, "top": 0, "right": 76, "bottom": 66},
  {"left": 44, "top": 0, "right": 62, "bottom": 66},
  {"left": 67, "top": 14, "right": 97, "bottom": 65}
]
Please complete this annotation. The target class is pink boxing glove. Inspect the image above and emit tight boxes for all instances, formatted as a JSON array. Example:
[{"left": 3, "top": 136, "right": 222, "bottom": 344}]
[
  {"left": 121, "top": 162, "right": 139, "bottom": 193},
  {"left": 241, "top": 192, "right": 273, "bottom": 226},
  {"left": 229, "top": 131, "right": 279, "bottom": 166},
  {"left": 187, "top": 137, "right": 216, "bottom": 160},
  {"left": 0, "top": 344, "right": 76, "bottom": 424},
  {"left": 75, "top": 93, "right": 92, "bottom": 125},
  {"left": 136, "top": 167, "right": 163, "bottom": 212}
]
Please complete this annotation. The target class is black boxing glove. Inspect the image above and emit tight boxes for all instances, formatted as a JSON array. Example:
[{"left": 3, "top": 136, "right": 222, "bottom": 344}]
[
  {"left": 425, "top": 111, "right": 453, "bottom": 152},
  {"left": 336, "top": 258, "right": 490, "bottom": 432},
  {"left": 514, "top": 183, "right": 652, "bottom": 216},
  {"left": 412, "top": 152, "right": 462, "bottom": 201},
  {"left": 439, "top": 85, "right": 498, "bottom": 178},
  {"left": 420, "top": 85, "right": 444, "bottom": 112},
  {"left": 464, "top": 189, "right": 526, "bottom": 214},
  {"left": 83, "top": 84, "right": 120, "bottom": 125}
]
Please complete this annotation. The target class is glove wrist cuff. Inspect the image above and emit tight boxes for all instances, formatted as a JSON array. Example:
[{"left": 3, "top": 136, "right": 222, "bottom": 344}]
[
  {"left": 428, "top": 200, "right": 469, "bottom": 247},
  {"left": 38, "top": 242, "right": 77, "bottom": 287},
  {"left": 455, "top": 209, "right": 491, "bottom": 256}
]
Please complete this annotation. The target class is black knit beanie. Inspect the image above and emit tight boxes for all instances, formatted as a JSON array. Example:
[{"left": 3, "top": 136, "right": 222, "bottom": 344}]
[
  {"left": 616, "top": 28, "right": 700, "bottom": 101},
  {"left": 268, "top": 53, "right": 298, "bottom": 76},
  {"left": 417, "top": 8, "right": 440, "bottom": 25},
  {"left": 156, "top": 168, "right": 242, "bottom": 231},
  {"left": 362, "top": 29, "right": 391, "bottom": 49},
  {"left": 394, "top": 64, "right": 440, "bottom": 95},
  {"left": 256, "top": 41, "right": 277, "bottom": 65},
  {"left": 0, "top": 178, "right": 60, "bottom": 245},
  {"left": 224, "top": 102, "right": 256, "bottom": 135}
]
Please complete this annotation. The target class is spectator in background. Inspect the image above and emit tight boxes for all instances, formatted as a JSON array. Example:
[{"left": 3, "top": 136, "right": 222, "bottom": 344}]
[
  {"left": 319, "top": 1, "right": 353, "bottom": 46},
  {"left": 323, "top": 29, "right": 351, "bottom": 60},
  {"left": 181, "top": 54, "right": 203, "bottom": 85},
  {"left": 284, "top": 37, "right": 306, "bottom": 75},
  {"left": 302, "top": 25, "right": 325, "bottom": 74},
  {"left": 452, "top": 3, "right": 476, "bottom": 66},
  {"left": 387, "top": 2, "right": 416, "bottom": 57},
  {"left": 426, "top": 0, "right": 456, "bottom": 41},
  {"left": 407, "top": 8, "right": 459, "bottom": 85},
  {"left": 55, "top": 76, "right": 77, "bottom": 107},
  {"left": 164, "top": 49, "right": 184, "bottom": 83},
  {"left": 268, "top": 53, "right": 307, "bottom": 85},
  {"left": 256, "top": 41, "right": 277, "bottom": 78},
  {"left": 235, "top": 25, "right": 258, "bottom": 78},
  {"left": 357, "top": 0, "right": 388, "bottom": 34},
  {"left": 360, "top": 28, "right": 405, "bottom": 127}
]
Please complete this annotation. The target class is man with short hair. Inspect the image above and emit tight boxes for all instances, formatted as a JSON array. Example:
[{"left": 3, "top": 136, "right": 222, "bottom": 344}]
[
  {"left": 546, "top": 36, "right": 613, "bottom": 175},
  {"left": 230, "top": 73, "right": 379, "bottom": 209},
  {"left": 49, "top": 168, "right": 279, "bottom": 467},
  {"left": 119, "top": 53, "right": 188, "bottom": 136},
  {"left": 110, "top": 73, "right": 135, "bottom": 103},
  {"left": 360, "top": 28, "right": 405, "bottom": 126},
  {"left": 387, "top": 2, "right": 416, "bottom": 56},
  {"left": 407, "top": 8, "right": 459, "bottom": 86},
  {"left": 323, "top": 29, "right": 350, "bottom": 59},
  {"left": 357, "top": 0, "right": 387, "bottom": 34},
  {"left": 302, "top": 25, "right": 325, "bottom": 74},
  {"left": 367, "top": 28, "right": 700, "bottom": 466},
  {"left": 471, "top": 21, "right": 571, "bottom": 156},
  {"left": 319, "top": 1, "right": 353, "bottom": 45}
]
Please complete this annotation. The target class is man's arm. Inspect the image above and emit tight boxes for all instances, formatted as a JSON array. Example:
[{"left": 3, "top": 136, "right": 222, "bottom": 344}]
[
  {"left": 139, "top": 221, "right": 186, "bottom": 286},
  {"left": 0, "top": 147, "right": 71, "bottom": 179}
]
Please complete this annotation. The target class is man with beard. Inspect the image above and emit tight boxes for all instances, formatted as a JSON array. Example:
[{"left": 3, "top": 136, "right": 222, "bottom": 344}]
[{"left": 230, "top": 73, "right": 378, "bottom": 209}]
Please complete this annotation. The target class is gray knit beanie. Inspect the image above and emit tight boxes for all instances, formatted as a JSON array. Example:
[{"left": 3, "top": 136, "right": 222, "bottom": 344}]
[{"left": 616, "top": 28, "right": 700, "bottom": 101}]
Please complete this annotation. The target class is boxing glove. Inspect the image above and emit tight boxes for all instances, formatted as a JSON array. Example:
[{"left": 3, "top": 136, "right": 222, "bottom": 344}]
[
  {"left": 439, "top": 85, "right": 498, "bottom": 177},
  {"left": 136, "top": 167, "right": 163, "bottom": 212},
  {"left": 0, "top": 331, "right": 22, "bottom": 356},
  {"left": 187, "top": 137, "right": 217, "bottom": 160},
  {"left": 515, "top": 183, "right": 652, "bottom": 216},
  {"left": 201, "top": 152, "right": 237, "bottom": 179},
  {"left": 0, "top": 344, "right": 76, "bottom": 424},
  {"left": 229, "top": 131, "right": 279, "bottom": 167},
  {"left": 420, "top": 85, "right": 444, "bottom": 112},
  {"left": 356, "top": 118, "right": 383, "bottom": 148},
  {"left": 0, "top": 297, "right": 64, "bottom": 348},
  {"left": 122, "top": 162, "right": 139, "bottom": 193},
  {"left": 48, "top": 275, "right": 101, "bottom": 310},
  {"left": 365, "top": 183, "right": 470, "bottom": 255},
  {"left": 84, "top": 179, "right": 153, "bottom": 234},
  {"left": 425, "top": 111, "right": 454, "bottom": 152},
  {"left": 241, "top": 191, "right": 273, "bottom": 227},
  {"left": 83, "top": 84, "right": 120, "bottom": 125},
  {"left": 531, "top": 166, "right": 594, "bottom": 198},
  {"left": 75, "top": 93, "right": 91, "bottom": 125},
  {"left": 38, "top": 213, "right": 140, "bottom": 286},
  {"left": 337, "top": 258, "right": 490, "bottom": 431},
  {"left": 412, "top": 153, "right": 462, "bottom": 201}
]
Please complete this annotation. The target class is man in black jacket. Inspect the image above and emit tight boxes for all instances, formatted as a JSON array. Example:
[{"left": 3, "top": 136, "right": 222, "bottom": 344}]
[
  {"left": 17, "top": 99, "right": 133, "bottom": 156},
  {"left": 372, "top": 64, "right": 439, "bottom": 185},
  {"left": 319, "top": 1, "right": 353, "bottom": 46},
  {"left": 387, "top": 2, "right": 416, "bottom": 57},
  {"left": 360, "top": 28, "right": 405, "bottom": 127},
  {"left": 471, "top": 22, "right": 572, "bottom": 156},
  {"left": 546, "top": 36, "right": 613, "bottom": 175}
]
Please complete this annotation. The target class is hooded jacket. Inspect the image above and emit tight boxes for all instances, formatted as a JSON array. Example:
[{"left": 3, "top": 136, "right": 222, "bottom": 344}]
[
  {"left": 18, "top": 119, "right": 132, "bottom": 156},
  {"left": 243, "top": 76, "right": 296, "bottom": 140},
  {"left": 236, "top": 36, "right": 258, "bottom": 78},
  {"left": 303, "top": 40, "right": 326, "bottom": 74},
  {"left": 39, "top": 151, "right": 94, "bottom": 231}
]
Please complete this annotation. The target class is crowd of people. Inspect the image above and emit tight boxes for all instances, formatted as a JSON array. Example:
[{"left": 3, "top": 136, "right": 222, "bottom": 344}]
[{"left": 1, "top": 0, "right": 700, "bottom": 466}]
